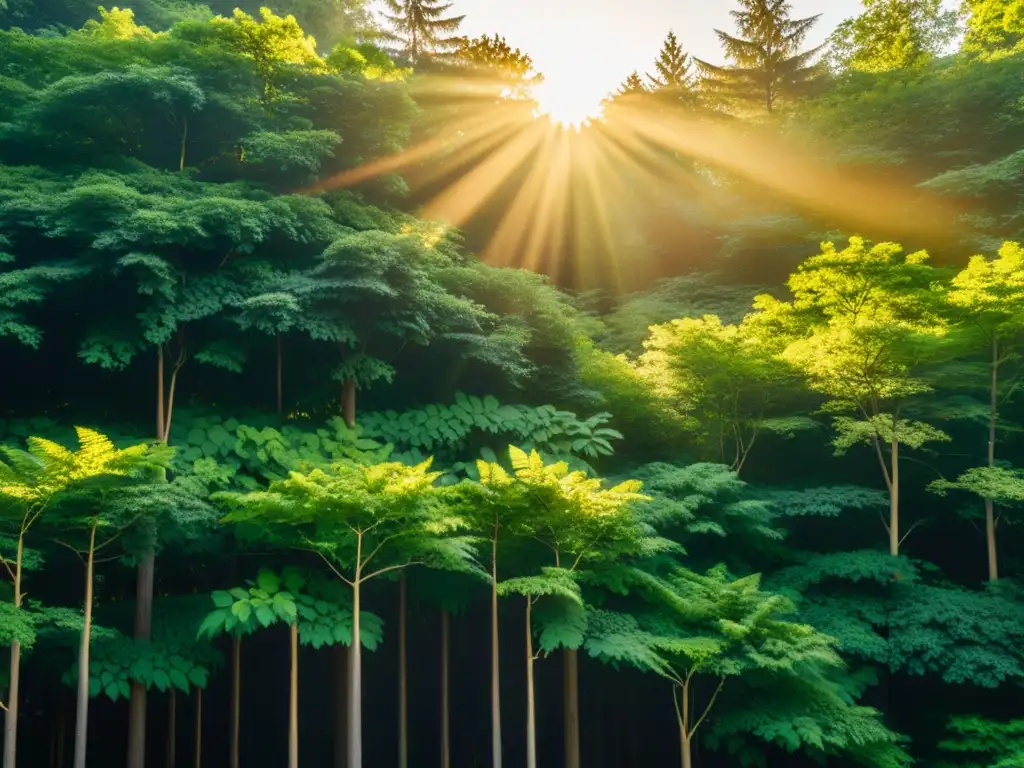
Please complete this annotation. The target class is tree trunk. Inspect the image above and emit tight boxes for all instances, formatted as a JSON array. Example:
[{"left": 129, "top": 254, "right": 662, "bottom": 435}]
[
  {"left": 73, "top": 524, "right": 98, "bottom": 768},
  {"left": 193, "top": 689, "right": 202, "bottom": 768},
  {"left": 289, "top": 623, "right": 298, "bottom": 768},
  {"left": 166, "top": 689, "right": 176, "bottom": 768},
  {"left": 333, "top": 646, "right": 347, "bottom": 768},
  {"left": 127, "top": 549, "right": 156, "bottom": 768},
  {"left": 678, "top": 684, "right": 691, "bottom": 768},
  {"left": 230, "top": 637, "right": 241, "bottom": 768},
  {"left": 276, "top": 332, "right": 283, "bottom": 417},
  {"left": 3, "top": 535, "right": 25, "bottom": 768},
  {"left": 397, "top": 576, "right": 407, "bottom": 768},
  {"left": 563, "top": 649, "right": 580, "bottom": 768},
  {"left": 440, "top": 610, "right": 450, "bottom": 768},
  {"left": 889, "top": 438, "right": 900, "bottom": 557},
  {"left": 179, "top": 117, "right": 188, "bottom": 173},
  {"left": 347, "top": 580, "right": 362, "bottom": 768},
  {"left": 490, "top": 534, "right": 502, "bottom": 768},
  {"left": 525, "top": 598, "right": 536, "bottom": 768},
  {"left": 157, "top": 345, "right": 165, "bottom": 442},
  {"left": 341, "top": 379, "right": 356, "bottom": 429},
  {"left": 987, "top": 335, "right": 1000, "bottom": 581}
]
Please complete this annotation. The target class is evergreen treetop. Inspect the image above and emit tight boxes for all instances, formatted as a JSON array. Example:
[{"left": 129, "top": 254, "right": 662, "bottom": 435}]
[{"left": 695, "top": 0, "right": 825, "bottom": 113}]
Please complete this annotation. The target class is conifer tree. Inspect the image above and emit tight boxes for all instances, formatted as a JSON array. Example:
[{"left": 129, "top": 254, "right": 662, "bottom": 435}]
[
  {"left": 695, "top": 0, "right": 825, "bottom": 113},
  {"left": 618, "top": 71, "right": 647, "bottom": 95},
  {"left": 380, "top": 0, "right": 465, "bottom": 63},
  {"left": 647, "top": 31, "right": 692, "bottom": 91}
]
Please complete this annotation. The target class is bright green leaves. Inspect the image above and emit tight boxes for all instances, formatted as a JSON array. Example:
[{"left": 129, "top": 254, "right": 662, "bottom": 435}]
[
  {"left": 199, "top": 568, "right": 308, "bottom": 638},
  {"left": 217, "top": 459, "right": 471, "bottom": 584},
  {"left": 940, "top": 715, "right": 1024, "bottom": 767},
  {"left": 636, "top": 313, "right": 810, "bottom": 471},
  {"left": 828, "top": 0, "right": 958, "bottom": 74}
]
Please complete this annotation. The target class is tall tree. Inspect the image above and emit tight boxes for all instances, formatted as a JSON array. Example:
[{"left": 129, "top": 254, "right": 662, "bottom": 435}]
[
  {"left": 828, "top": 0, "right": 959, "bottom": 73},
  {"left": 695, "top": 0, "right": 824, "bottom": 113},
  {"left": 0, "top": 428, "right": 156, "bottom": 768},
  {"left": 216, "top": 460, "right": 473, "bottom": 768},
  {"left": 380, "top": 0, "right": 465, "bottom": 63},
  {"left": 750, "top": 238, "right": 952, "bottom": 556},
  {"left": 647, "top": 31, "right": 692, "bottom": 91},
  {"left": 933, "top": 242, "right": 1024, "bottom": 580}
]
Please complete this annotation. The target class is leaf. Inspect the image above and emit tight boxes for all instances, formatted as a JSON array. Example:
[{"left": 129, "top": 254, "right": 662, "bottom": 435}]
[
  {"left": 152, "top": 669, "right": 171, "bottom": 692},
  {"left": 256, "top": 569, "right": 282, "bottom": 594}
]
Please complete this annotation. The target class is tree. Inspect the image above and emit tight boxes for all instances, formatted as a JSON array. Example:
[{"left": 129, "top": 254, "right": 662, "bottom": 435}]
[
  {"left": 487, "top": 447, "right": 649, "bottom": 768},
  {"left": 636, "top": 314, "right": 812, "bottom": 474},
  {"left": 617, "top": 71, "right": 647, "bottom": 95},
  {"left": 647, "top": 31, "right": 693, "bottom": 93},
  {"left": 0, "top": 427, "right": 157, "bottom": 768},
  {"left": 380, "top": 0, "right": 465, "bottom": 63},
  {"left": 936, "top": 241, "right": 1024, "bottom": 580},
  {"left": 198, "top": 567, "right": 384, "bottom": 768},
  {"left": 961, "top": 0, "right": 1024, "bottom": 59},
  {"left": 695, "top": 0, "right": 825, "bottom": 113},
  {"left": 750, "top": 238, "right": 952, "bottom": 555},
  {"left": 216, "top": 459, "right": 472, "bottom": 768},
  {"left": 828, "top": 0, "right": 959, "bottom": 73}
]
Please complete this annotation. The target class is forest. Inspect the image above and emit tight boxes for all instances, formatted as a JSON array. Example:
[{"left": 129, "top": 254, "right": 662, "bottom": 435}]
[{"left": 3, "top": 0, "right": 1024, "bottom": 766}]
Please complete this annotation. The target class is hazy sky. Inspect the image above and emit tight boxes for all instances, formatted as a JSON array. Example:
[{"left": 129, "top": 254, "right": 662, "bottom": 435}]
[{"left": 450, "top": 0, "right": 865, "bottom": 106}]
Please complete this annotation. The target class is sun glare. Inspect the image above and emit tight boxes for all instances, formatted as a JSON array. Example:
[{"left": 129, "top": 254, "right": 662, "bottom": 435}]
[{"left": 531, "top": 79, "right": 603, "bottom": 129}]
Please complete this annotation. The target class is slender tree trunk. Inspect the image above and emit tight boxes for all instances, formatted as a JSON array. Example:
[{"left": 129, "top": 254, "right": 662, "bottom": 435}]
[
  {"left": 341, "top": 379, "right": 356, "bottom": 429},
  {"left": 193, "top": 689, "right": 202, "bottom": 768},
  {"left": 230, "top": 637, "right": 241, "bottom": 768},
  {"left": 564, "top": 649, "right": 580, "bottom": 768},
  {"left": 3, "top": 535, "right": 25, "bottom": 768},
  {"left": 289, "top": 624, "right": 298, "bottom": 768},
  {"left": 333, "top": 646, "right": 347, "bottom": 768},
  {"left": 678, "top": 684, "right": 691, "bottom": 768},
  {"left": 179, "top": 117, "right": 188, "bottom": 173},
  {"left": 157, "top": 345, "right": 166, "bottom": 442},
  {"left": 347, "top": 577, "right": 362, "bottom": 768},
  {"left": 525, "top": 598, "right": 537, "bottom": 768},
  {"left": 127, "top": 549, "right": 155, "bottom": 768},
  {"left": 490, "top": 532, "right": 502, "bottom": 768},
  {"left": 276, "top": 332, "right": 283, "bottom": 417},
  {"left": 987, "top": 336, "right": 1000, "bottom": 581},
  {"left": 889, "top": 438, "right": 900, "bottom": 556},
  {"left": 397, "top": 576, "right": 407, "bottom": 768},
  {"left": 73, "top": 524, "right": 98, "bottom": 768},
  {"left": 166, "top": 689, "right": 176, "bottom": 768},
  {"left": 440, "top": 610, "right": 450, "bottom": 768}
]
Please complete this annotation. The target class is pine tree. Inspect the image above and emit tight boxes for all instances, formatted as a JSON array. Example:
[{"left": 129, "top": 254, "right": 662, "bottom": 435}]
[
  {"left": 647, "top": 31, "right": 692, "bottom": 91},
  {"left": 618, "top": 71, "right": 647, "bottom": 95},
  {"left": 380, "top": 0, "right": 465, "bottom": 63},
  {"left": 695, "top": 0, "right": 825, "bottom": 113}
]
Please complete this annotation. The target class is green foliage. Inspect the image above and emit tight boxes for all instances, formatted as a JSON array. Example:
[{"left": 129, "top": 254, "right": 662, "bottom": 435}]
[
  {"left": 939, "top": 715, "right": 1024, "bottom": 767},
  {"left": 198, "top": 567, "right": 384, "bottom": 649},
  {"left": 695, "top": 0, "right": 825, "bottom": 113},
  {"left": 829, "top": 0, "right": 959, "bottom": 73},
  {"left": 64, "top": 596, "right": 221, "bottom": 699}
]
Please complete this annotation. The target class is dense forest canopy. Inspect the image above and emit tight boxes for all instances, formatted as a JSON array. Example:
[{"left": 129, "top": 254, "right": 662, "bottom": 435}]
[{"left": 4, "top": 1, "right": 1024, "bottom": 767}]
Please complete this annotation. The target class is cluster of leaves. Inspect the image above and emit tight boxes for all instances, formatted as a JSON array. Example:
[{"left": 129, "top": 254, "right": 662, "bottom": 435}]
[{"left": 198, "top": 567, "right": 384, "bottom": 649}]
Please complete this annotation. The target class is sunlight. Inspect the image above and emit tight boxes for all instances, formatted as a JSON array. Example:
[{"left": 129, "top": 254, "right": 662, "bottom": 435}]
[{"left": 531, "top": 78, "right": 603, "bottom": 128}]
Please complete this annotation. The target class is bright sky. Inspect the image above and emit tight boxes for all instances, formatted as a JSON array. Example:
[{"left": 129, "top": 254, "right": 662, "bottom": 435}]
[{"left": 452, "top": 0, "right": 864, "bottom": 110}]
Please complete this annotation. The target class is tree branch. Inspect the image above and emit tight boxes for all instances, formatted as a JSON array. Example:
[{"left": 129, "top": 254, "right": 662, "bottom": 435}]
[
  {"left": 360, "top": 561, "right": 422, "bottom": 583},
  {"left": 688, "top": 676, "right": 725, "bottom": 738}
]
